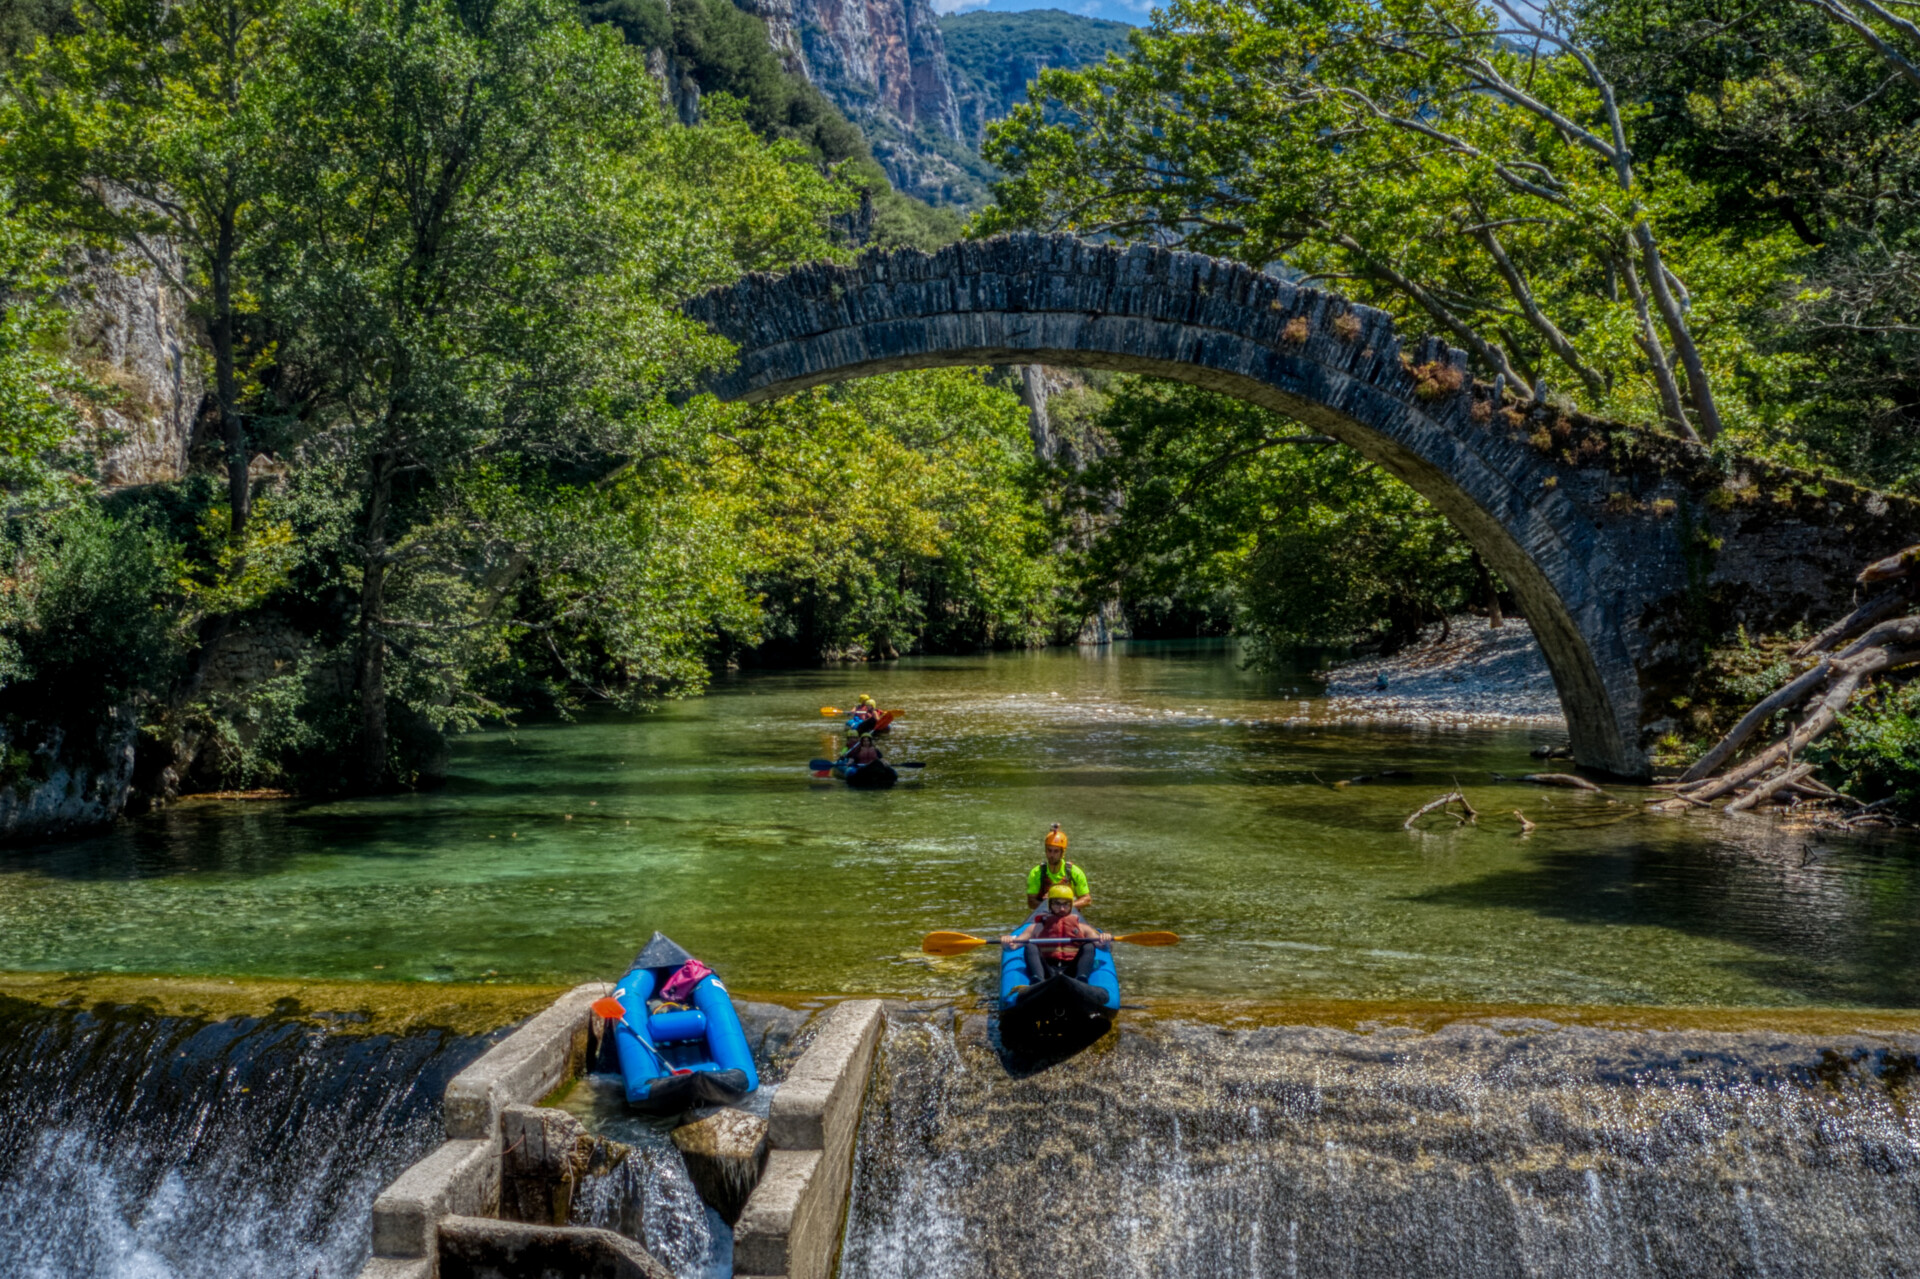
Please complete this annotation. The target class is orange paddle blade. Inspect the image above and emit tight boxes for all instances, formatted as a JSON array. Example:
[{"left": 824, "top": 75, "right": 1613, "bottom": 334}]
[
  {"left": 819, "top": 706, "right": 843, "bottom": 716},
  {"left": 591, "top": 997, "right": 627, "bottom": 1021},
  {"left": 1117, "top": 931, "right": 1180, "bottom": 947},
  {"left": 921, "top": 931, "right": 992, "bottom": 956}
]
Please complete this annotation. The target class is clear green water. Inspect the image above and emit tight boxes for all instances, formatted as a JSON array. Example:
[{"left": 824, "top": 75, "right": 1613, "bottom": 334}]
[{"left": 4, "top": 641, "right": 1920, "bottom": 1007}]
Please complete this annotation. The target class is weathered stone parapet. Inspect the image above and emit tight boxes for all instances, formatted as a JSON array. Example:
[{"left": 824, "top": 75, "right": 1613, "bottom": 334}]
[
  {"left": 685, "top": 234, "right": 1920, "bottom": 776},
  {"left": 735, "top": 998, "right": 885, "bottom": 1279},
  {"left": 444, "top": 983, "right": 610, "bottom": 1140},
  {"left": 371, "top": 1138, "right": 501, "bottom": 1260}
]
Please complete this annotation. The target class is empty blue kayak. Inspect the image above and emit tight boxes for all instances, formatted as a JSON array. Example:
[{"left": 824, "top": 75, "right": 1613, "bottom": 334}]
[
  {"left": 608, "top": 932, "right": 759, "bottom": 1116},
  {"left": 997, "top": 917, "right": 1119, "bottom": 1056}
]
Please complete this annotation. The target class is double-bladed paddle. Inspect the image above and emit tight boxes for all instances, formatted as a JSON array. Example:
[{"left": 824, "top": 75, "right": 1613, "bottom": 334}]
[
  {"left": 920, "top": 930, "right": 1180, "bottom": 957},
  {"left": 809, "top": 759, "right": 926, "bottom": 770},
  {"left": 592, "top": 996, "right": 690, "bottom": 1075}
]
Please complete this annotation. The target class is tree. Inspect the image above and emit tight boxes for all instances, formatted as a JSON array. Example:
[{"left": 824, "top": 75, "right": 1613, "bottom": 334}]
[
  {"left": 4, "top": 0, "right": 287, "bottom": 537},
  {"left": 1062, "top": 377, "right": 1477, "bottom": 655},
  {"left": 978, "top": 0, "right": 1786, "bottom": 442},
  {"left": 258, "top": 0, "right": 853, "bottom": 785},
  {"left": 709, "top": 368, "right": 1068, "bottom": 660}
]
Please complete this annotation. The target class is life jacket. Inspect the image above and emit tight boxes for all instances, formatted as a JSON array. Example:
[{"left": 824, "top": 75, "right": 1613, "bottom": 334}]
[
  {"left": 1032, "top": 859, "right": 1077, "bottom": 895},
  {"left": 1034, "top": 910, "right": 1083, "bottom": 962}
]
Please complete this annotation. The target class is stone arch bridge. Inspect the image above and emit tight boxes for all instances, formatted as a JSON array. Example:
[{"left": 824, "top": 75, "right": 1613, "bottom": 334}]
[{"left": 685, "top": 234, "right": 1920, "bottom": 777}]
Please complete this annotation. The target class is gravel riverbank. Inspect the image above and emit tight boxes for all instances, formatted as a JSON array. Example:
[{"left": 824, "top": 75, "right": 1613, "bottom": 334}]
[{"left": 1319, "top": 617, "right": 1566, "bottom": 728}]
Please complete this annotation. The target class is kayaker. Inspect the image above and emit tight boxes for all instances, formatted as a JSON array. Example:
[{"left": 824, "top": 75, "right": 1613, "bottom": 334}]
[
  {"left": 843, "top": 733, "right": 884, "bottom": 767},
  {"left": 847, "top": 695, "right": 880, "bottom": 732},
  {"left": 1025, "top": 824, "right": 1090, "bottom": 912},
  {"left": 1002, "top": 885, "right": 1110, "bottom": 984}
]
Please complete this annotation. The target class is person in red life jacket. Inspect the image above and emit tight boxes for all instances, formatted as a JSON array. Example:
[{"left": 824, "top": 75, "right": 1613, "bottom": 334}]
[
  {"left": 1002, "top": 884, "right": 1109, "bottom": 985},
  {"left": 846, "top": 694, "right": 880, "bottom": 733},
  {"left": 842, "top": 733, "right": 883, "bottom": 767},
  {"left": 1025, "top": 824, "right": 1090, "bottom": 912}
]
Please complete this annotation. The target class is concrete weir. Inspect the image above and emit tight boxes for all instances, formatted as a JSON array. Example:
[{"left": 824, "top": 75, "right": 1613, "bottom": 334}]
[{"left": 354, "top": 988, "right": 884, "bottom": 1279}]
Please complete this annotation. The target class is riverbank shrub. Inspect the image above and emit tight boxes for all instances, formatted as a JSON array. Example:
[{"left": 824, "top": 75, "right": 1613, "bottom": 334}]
[
  {"left": 1811, "top": 681, "right": 1920, "bottom": 818},
  {"left": 0, "top": 502, "right": 181, "bottom": 730}
]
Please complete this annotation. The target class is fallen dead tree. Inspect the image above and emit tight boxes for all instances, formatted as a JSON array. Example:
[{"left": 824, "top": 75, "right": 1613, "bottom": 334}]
[
  {"left": 1404, "top": 791, "right": 1477, "bottom": 829},
  {"left": 1663, "top": 544, "right": 1920, "bottom": 826}
]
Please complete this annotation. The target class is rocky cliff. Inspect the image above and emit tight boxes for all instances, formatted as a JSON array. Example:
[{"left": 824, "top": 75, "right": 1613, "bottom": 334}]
[
  {"left": 64, "top": 242, "right": 206, "bottom": 487},
  {"left": 740, "top": 0, "right": 975, "bottom": 203}
]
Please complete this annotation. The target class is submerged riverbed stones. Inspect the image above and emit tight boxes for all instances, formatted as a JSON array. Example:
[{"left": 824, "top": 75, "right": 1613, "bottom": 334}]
[{"left": 672, "top": 1106, "right": 768, "bottom": 1223}]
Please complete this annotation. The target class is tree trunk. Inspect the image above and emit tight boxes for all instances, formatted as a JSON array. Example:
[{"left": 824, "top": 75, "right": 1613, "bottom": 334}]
[
  {"left": 356, "top": 451, "right": 396, "bottom": 790},
  {"left": 1619, "top": 251, "right": 1696, "bottom": 440},
  {"left": 1634, "top": 223, "right": 1723, "bottom": 443},
  {"left": 1472, "top": 552, "right": 1504, "bottom": 628},
  {"left": 211, "top": 218, "right": 249, "bottom": 537}
]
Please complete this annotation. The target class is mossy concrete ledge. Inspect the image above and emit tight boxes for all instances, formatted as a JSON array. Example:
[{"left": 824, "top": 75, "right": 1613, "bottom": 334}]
[{"left": 734, "top": 998, "right": 885, "bottom": 1279}]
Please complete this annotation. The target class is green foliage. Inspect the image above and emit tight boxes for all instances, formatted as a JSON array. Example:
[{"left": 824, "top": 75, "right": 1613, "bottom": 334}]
[
  {"left": 583, "top": 0, "right": 866, "bottom": 164},
  {"left": 1066, "top": 378, "right": 1476, "bottom": 655},
  {"left": 712, "top": 368, "right": 1070, "bottom": 659},
  {"left": 248, "top": 0, "right": 860, "bottom": 782},
  {"left": 978, "top": 0, "right": 1920, "bottom": 485},
  {"left": 0, "top": 207, "right": 95, "bottom": 503},
  {"left": 1578, "top": 0, "right": 1920, "bottom": 492},
  {"left": 580, "top": 0, "right": 961, "bottom": 245},
  {"left": 0, "top": 502, "right": 182, "bottom": 728},
  {"left": 1813, "top": 679, "right": 1920, "bottom": 818}
]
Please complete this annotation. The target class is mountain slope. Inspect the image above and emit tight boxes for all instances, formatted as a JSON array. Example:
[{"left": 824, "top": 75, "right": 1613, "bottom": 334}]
[{"left": 939, "top": 8, "right": 1135, "bottom": 148}]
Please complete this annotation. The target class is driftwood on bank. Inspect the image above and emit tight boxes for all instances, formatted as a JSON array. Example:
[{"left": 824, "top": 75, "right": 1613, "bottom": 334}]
[{"left": 1672, "top": 544, "right": 1920, "bottom": 825}]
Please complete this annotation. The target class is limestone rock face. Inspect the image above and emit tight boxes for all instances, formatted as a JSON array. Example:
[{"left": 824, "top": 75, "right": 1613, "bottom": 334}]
[
  {"left": 0, "top": 708, "right": 138, "bottom": 844},
  {"left": 738, "top": 0, "right": 966, "bottom": 203},
  {"left": 64, "top": 243, "right": 206, "bottom": 487},
  {"left": 671, "top": 1106, "right": 768, "bottom": 1223}
]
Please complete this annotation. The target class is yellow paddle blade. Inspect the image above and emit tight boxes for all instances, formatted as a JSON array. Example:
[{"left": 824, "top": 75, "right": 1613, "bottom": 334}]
[
  {"left": 921, "top": 931, "right": 992, "bottom": 956},
  {"left": 591, "top": 996, "right": 627, "bottom": 1022},
  {"left": 1117, "top": 931, "right": 1180, "bottom": 947},
  {"left": 820, "top": 706, "right": 843, "bottom": 716}
]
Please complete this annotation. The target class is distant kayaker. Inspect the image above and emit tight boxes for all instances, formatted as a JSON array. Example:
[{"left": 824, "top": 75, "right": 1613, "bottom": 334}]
[
  {"left": 848, "top": 695, "right": 880, "bottom": 732},
  {"left": 1002, "top": 885, "right": 1110, "bottom": 985},
  {"left": 1025, "top": 824, "right": 1090, "bottom": 912}
]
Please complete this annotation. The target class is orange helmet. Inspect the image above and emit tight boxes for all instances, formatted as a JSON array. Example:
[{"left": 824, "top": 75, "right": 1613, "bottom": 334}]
[{"left": 1044, "top": 825, "right": 1067, "bottom": 850}]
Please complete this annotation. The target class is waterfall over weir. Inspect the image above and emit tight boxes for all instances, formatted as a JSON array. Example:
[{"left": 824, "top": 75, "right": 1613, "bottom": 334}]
[
  {"left": 841, "top": 1008, "right": 1920, "bottom": 1279},
  {"left": 0, "top": 997, "right": 491, "bottom": 1279}
]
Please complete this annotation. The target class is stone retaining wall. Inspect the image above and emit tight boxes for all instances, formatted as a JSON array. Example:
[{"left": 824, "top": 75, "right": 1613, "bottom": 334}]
[
  {"left": 736, "top": 999, "right": 885, "bottom": 1279},
  {"left": 356, "top": 991, "right": 886, "bottom": 1279}
]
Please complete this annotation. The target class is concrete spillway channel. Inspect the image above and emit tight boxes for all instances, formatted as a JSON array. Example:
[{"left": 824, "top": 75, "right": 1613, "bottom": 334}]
[{"left": 355, "top": 985, "right": 883, "bottom": 1279}]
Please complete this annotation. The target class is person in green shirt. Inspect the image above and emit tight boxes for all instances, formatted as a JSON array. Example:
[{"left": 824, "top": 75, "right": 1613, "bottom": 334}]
[{"left": 1025, "top": 823, "right": 1090, "bottom": 912}]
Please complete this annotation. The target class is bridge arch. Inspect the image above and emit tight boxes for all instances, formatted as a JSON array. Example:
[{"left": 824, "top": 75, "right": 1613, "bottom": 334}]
[{"left": 683, "top": 234, "right": 1714, "bottom": 777}]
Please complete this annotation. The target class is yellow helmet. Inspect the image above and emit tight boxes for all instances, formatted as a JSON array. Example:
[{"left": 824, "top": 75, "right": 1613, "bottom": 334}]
[
  {"left": 1046, "top": 884, "right": 1076, "bottom": 901},
  {"left": 859, "top": 694, "right": 874, "bottom": 705},
  {"left": 1045, "top": 826, "right": 1067, "bottom": 850}
]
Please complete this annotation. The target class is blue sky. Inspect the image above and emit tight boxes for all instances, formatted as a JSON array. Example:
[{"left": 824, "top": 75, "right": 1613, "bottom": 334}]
[{"left": 933, "top": 0, "right": 1150, "bottom": 29}]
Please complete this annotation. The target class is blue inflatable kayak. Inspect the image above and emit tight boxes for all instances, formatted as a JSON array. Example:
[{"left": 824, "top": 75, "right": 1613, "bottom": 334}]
[
  {"left": 832, "top": 760, "right": 898, "bottom": 789},
  {"left": 997, "top": 917, "right": 1119, "bottom": 1056},
  {"left": 608, "top": 933, "right": 759, "bottom": 1116}
]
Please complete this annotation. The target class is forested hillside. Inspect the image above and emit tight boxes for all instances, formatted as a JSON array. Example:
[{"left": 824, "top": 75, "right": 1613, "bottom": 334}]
[{"left": 940, "top": 9, "right": 1133, "bottom": 147}]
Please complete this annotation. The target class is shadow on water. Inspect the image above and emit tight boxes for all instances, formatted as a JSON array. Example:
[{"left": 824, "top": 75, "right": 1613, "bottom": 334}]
[{"left": 1409, "top": 826, "right": 1920, "bottom": 1007}]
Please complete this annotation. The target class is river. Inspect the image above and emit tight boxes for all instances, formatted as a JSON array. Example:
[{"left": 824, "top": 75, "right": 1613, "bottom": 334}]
[{"left": 4, "top": 640, "right": 1920, "bottom": 1276}]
